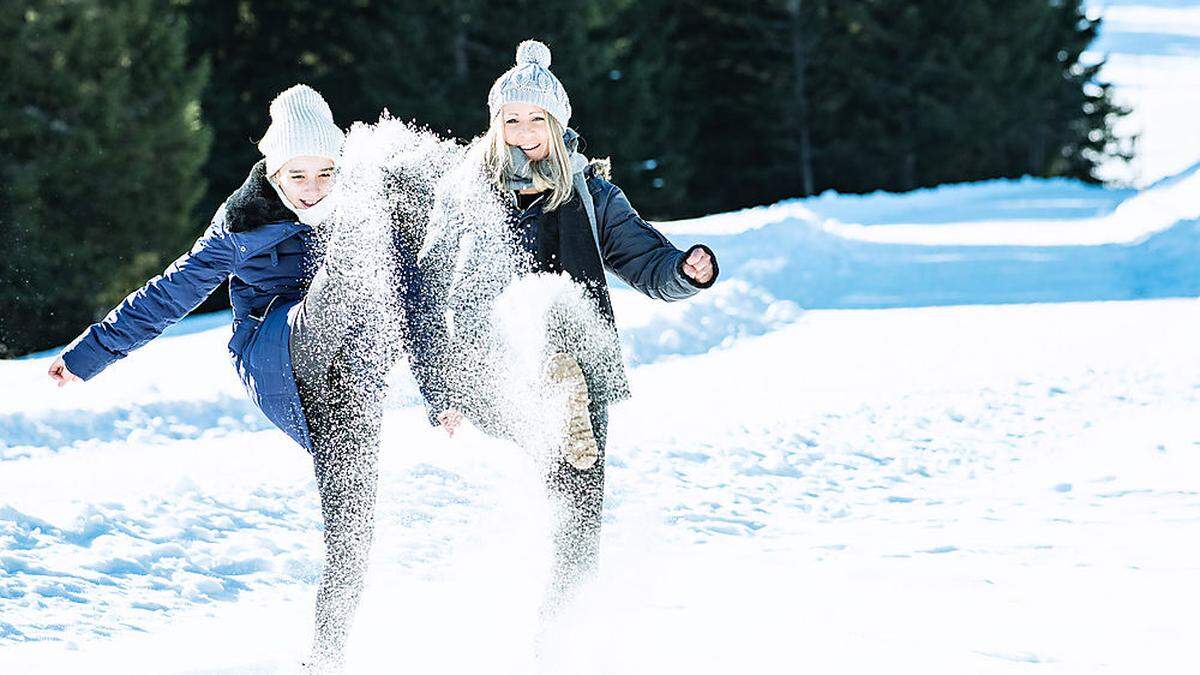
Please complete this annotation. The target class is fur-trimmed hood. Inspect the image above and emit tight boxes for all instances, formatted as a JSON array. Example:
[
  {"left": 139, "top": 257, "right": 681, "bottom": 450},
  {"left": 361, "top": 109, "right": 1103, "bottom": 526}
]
[
  {"left": 224, "top": 160, "right": 297, "bottom": 233},
  {"left": 584, "top": 157, "right": 611, "bottom": 181}
]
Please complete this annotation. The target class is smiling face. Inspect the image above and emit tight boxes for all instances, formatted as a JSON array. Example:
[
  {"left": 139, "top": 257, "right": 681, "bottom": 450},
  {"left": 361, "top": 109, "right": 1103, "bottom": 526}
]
[
  {"left": 273, "top": 155, "right": 335, "bottom": 209},
  {"left": 501, "top": 102, "right": 551, "bottom": 161}
]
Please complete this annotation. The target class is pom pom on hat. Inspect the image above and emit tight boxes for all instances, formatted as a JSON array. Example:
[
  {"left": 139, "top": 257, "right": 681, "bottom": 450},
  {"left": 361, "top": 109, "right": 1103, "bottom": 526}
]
[{"left": 516, "top": 40, "right": 552, "bottom": 68}]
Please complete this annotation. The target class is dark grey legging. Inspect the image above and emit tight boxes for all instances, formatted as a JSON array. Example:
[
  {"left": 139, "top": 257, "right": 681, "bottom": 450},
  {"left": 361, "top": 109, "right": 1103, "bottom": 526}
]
[
  {"left": 291, "top": 264, "right": 395, "bottom": 669},
  {"left": 459, "top": 376, "right": 611, "bottom": 617},
  {"left": 542, "top": 400, "right": 609, "bottom": 616}
]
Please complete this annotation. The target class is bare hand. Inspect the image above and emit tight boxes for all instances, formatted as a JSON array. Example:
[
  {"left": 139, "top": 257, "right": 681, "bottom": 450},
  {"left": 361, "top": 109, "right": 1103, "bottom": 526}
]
[
  {"left": 48, "top": 357, "right": 80, "bottom": 388},
  {"left": 682, "top": 246, "right": 714, "bottom": 285},
  {"left": 437, "top": 409, "right": 464, "bottom": 437}
]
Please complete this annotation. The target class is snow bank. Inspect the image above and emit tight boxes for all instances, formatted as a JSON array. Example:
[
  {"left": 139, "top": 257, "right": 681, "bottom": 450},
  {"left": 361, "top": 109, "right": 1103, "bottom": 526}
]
[{"left": 1088, "top": 0, "right": 1200, "bottom": 185}]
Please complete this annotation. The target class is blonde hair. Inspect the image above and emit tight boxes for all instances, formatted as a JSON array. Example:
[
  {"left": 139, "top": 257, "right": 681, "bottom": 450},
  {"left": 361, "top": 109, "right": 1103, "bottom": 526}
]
[{"left": 483, "top": 112, "right": 575, "bottom": 212}]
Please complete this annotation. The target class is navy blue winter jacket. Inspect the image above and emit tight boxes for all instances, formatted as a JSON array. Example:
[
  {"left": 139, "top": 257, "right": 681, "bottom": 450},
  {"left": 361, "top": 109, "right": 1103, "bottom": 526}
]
[{"left": 61, "top": 161, "right": 430, "bottom": 452}]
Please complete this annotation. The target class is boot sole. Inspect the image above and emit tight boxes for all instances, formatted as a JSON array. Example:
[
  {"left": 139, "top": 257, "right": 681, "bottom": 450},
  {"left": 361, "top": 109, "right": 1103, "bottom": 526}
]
[{"left": 546, "top": 353, "right": 599, "bottom": 470}]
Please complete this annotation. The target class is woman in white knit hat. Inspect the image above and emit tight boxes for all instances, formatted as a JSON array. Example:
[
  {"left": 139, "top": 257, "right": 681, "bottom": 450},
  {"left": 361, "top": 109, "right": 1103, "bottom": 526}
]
[
  {"left": 48, "top": 84, "right": 439, "bottom": 672},
  {"left": 421, "top": 40, "right": 718, "bottom": 616}
]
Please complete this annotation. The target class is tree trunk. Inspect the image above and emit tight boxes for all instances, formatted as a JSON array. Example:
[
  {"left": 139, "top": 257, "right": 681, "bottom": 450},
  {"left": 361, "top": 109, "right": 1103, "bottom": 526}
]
[{"left": 789, "top": 0, "right": 815, "bottom": 197}]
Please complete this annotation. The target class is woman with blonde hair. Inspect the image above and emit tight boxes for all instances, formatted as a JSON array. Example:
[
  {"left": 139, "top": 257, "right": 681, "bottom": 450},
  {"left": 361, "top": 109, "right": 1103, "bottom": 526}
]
[{"left": 425, "top": 40, "right": 718, "bottom": 613}]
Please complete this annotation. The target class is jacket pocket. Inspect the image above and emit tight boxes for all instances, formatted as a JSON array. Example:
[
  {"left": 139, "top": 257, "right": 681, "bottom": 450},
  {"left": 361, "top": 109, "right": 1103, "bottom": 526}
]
[
  {"left": 227, "top": 320, "right": 256, "bottom": 361},
  {"left": 230, "top": 222, "right": 302, "bottom": 263}
]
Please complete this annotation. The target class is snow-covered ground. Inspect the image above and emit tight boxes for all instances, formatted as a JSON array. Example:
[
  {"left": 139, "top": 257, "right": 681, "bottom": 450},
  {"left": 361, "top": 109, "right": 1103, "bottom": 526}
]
[
  {"left": 3, "top": 4, "right": 1198, "bottom": 673},
  {"left": 4, "top": 298, "right": 1199, "bottom": 674}
]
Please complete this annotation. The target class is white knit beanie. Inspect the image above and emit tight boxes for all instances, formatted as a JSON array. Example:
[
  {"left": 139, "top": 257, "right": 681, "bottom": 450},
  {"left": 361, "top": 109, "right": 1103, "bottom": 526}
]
[
  {"left": 487, "top": 40, "right": 572, "bottom": 127},
  {"left": 257, "top": 84, "right": 344, "bottom": 176}
]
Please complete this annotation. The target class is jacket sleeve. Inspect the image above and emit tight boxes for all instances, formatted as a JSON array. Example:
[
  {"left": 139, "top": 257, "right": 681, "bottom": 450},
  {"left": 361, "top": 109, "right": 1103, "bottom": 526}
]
[
  {"left": 593, "top": 180, "right": 718, "bottom": 302},
  {"left": 60, "top": 209, "right": 236, "bottom": 381}
]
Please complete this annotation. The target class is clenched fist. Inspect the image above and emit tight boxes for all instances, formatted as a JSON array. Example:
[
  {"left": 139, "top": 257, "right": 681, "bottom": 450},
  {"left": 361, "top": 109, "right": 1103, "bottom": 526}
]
[
  {"left": 437, "top": 409, "right": 464, "bottom": 437},
  {"left": 682, "top": 246, "right": 715, "bottom": 285},
  {"left": 47, "top": 357, "right": 80, "bottom": 387}
]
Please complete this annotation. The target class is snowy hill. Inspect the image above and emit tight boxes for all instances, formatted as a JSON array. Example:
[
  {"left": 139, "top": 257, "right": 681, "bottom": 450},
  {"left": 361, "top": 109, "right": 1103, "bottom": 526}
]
[
  {"left": 4, "top": 3, "right": 1200, "bottom": 673},
  {"left": 1090, "top": 0, "right": 1200, "bottom": 185}
]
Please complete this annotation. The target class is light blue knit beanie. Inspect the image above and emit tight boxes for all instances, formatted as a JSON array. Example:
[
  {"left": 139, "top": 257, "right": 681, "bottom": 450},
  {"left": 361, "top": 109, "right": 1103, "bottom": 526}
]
[
  {"left": 487, "top": 40, "right": 572, "bottom": 127},
  {"left": 257, "top": 84, "right": 344, "bottom": 176}
]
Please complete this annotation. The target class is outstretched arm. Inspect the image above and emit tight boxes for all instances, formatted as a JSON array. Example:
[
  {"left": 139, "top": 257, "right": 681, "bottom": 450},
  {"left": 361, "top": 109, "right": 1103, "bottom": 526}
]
[
  {"left": 55, "top": 211, "right": 236, "bottom": 383},
  {"left": 594, "top": 181, "right": 718, "bottom": 301},
  {"left": 396, "top": 258, "right": 452, "bottom": 422},
  {"left": 411, "top": 205, "right": 480, "bottom": 435}
]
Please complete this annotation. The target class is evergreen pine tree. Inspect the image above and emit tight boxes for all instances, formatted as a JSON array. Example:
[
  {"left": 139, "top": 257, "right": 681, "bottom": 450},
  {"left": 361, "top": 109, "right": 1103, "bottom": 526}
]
[
  {"left": 0, "top": 0, "right": 210, "bottom": 356},
  {"left": 580, "top": 0, "right": 691, "bottom": 217},
  {"left": 809, "top": 0, "right": 1128, "bottom": 193}
]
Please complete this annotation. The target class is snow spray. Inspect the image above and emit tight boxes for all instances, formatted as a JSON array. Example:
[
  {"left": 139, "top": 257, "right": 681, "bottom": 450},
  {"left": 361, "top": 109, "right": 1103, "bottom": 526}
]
[
  {"left": 310, "top": 116, "right": 621, "bottom": 650},
  {"left": 416, "top": 138, "right": 624, "bottom": 468}
]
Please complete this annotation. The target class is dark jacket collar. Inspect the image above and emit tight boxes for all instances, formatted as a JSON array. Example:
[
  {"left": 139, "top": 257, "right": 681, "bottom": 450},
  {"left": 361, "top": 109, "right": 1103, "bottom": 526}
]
[{"left": 225, "top": 160, "right": 297, "bottom": 232}]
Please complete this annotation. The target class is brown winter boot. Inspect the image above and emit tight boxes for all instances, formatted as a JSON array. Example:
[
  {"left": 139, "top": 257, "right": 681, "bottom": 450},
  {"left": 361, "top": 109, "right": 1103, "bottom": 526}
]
[{"left": 545, "top": 352, "right": 599, "bottom": 470}]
